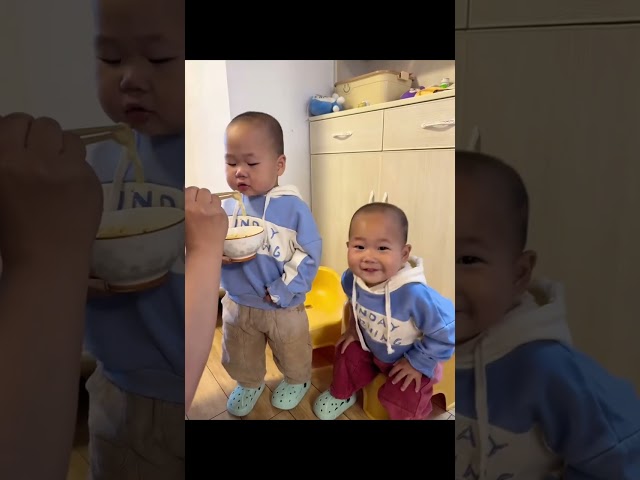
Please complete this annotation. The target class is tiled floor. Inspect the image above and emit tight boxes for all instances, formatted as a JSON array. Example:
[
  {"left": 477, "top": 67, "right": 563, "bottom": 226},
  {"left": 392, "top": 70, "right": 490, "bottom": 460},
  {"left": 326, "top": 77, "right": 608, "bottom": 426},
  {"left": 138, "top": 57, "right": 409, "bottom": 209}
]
[
  {"left": 67, "top": 316, "right": 454, "bottom": 478},
  {"left": 187, "top": 319, "right": 455, "bottom": 421}
]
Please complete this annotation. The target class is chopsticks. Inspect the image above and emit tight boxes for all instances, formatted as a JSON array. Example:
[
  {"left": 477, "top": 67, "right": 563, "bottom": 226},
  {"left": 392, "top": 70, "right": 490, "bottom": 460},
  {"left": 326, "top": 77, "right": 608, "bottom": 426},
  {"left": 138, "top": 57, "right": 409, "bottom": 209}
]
[
  {"left": 66, "top": 124, "right": 132, "bottom": 146},
  {"left": 215, "top": 191, "right": 240, "bottom": 199},
  {"left": 67, "top": 125, "right": 122, "bottom": 136},
  {"left": 78, "top": 133, "right": 115, "bottom": 145}
]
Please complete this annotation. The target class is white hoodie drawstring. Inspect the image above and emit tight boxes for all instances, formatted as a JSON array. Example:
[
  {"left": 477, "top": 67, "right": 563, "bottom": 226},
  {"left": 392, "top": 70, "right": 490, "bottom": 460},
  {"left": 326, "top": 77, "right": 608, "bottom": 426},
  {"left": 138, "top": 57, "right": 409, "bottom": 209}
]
[
  {"left": 352, "top": 276, "right": 369, "bottom": 352},
  {"left": 384, "top": 282, "right": 393, "bottom": 354},
  {"left": 351, "top": 276, "right": 394, "bottom": 355},
  {"left": 474, "top": 338, "right": 489, "bottom": 480},
  {"left": 261, "top": 191, "right": 273, "bottom": 248}
]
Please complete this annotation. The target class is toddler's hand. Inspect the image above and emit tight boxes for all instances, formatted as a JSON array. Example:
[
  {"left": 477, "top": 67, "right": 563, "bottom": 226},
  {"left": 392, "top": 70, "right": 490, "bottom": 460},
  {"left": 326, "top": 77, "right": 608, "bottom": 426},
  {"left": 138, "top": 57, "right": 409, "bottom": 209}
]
[
  {"left": 0, "top": 113, "right": 103, "bottom": 270},
  {"left": 185, "top": 186, "right": 227, "bottom": 255},
  {"left": 389, "top": 357, "right": 423, "bottom": 393},
  {"left": 264, "top": 288, "right": 275, "bottom": 304},
  {"left": 336, "top": 330, "right": 359, "bottom": 354}
]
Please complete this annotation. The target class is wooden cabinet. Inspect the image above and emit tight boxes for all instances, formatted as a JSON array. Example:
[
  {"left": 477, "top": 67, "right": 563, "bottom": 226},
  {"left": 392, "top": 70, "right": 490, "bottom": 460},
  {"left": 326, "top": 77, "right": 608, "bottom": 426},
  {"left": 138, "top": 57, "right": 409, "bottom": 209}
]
[
  {"left": 310, "top": 152, "right": 382, "bottom": 279},
  {"left": 383, "top": 97, "right": 455, "bottom": 150},
  {"left": 310, "top": 93, "right": 455, "bottom": 301},
  {"left": 310, "top": 110, "right": 383, "bottom": 154},
  {"left": 456, "top": 23, "right": 640, "bottom": 388},
  {"left": 467, "top": 0, "right": 640, "bottom": 28},
  {"left": 455, "top": 0, "right": 468, "bottom": 29},
  {"left": 379, "top": 150, "right": 455, "bottom": 300}
]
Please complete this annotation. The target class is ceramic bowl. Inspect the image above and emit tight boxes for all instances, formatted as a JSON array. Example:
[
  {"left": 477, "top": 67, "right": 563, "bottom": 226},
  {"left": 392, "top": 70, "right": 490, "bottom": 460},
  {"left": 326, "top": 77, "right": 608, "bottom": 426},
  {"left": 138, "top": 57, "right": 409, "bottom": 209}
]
[
  {"left": 91, "top": 182, "right": 184, "bottom": 288},
  {"left": 224, "top": 215, "right": 265, "bottom": 261}
]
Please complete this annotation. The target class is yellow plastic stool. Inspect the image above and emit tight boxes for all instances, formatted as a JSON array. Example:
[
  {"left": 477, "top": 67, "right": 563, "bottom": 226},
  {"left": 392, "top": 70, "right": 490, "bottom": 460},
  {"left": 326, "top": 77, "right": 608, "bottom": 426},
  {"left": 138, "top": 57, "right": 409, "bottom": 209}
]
[
  {"left": 305, "top": 267, "right": 347, "bottom": 349},
  {"left": 362, "top": 353, "right": 456, "bottom": 420},
  {"left": 363, "top": 373, "right": 390, "bottom": 420}
]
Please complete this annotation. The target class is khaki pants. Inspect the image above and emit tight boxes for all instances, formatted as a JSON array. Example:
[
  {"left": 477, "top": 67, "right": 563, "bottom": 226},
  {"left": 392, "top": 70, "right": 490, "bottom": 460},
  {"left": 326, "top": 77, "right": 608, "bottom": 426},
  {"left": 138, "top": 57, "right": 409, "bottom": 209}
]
[
  {"left": 221, "top": 295, "right": 312, "bottom": 388},
  {"left": 85, "top": 366, "right": 185, "bottom": 480}
]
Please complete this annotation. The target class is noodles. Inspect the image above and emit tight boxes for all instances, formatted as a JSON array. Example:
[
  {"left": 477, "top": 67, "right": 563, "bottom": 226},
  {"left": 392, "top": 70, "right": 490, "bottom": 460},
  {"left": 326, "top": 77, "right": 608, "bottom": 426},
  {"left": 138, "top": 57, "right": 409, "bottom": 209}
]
[
  {"left": 230, "top": 191, "right": 247, "bottom": 227},
  {"left": 113, "top": 125, "right": 145, "bottom": 184},
  {"left": 97, "top": 226, "right": 152, "bottom": 239},
  {"left": 105, "top": 125, "right": 145, "bottom": 211},
  {"left": 235, "top": 192, "right": 246, "bottom": 216},
  {"left": 97, "top": 226, "right": 128, "bottom": 238},
  {"left": 225, "top": 233, "right": 245, "bottom": 240}
]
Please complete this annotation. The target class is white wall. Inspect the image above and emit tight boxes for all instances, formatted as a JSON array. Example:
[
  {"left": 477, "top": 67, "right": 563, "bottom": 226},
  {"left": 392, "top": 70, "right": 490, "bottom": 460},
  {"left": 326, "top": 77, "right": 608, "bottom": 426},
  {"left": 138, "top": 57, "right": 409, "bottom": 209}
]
[
  {"left": 185, "top": 60, "right": 335, "bottom": 203},
  {"left": 225, "top": 60, "right": 335, "bottom": 203},
  {"left": 1, "top": 0, "right": 110, "bottom": 127},
  {"left": 185, "top": 61, "right": 231, "bottom": 191}
]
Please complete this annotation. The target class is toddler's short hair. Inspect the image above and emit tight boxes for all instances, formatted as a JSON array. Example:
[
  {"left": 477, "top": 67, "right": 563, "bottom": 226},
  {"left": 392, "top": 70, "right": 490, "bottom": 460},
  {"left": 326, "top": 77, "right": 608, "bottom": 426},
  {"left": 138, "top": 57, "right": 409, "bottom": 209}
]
[
  {"left": 349, "top": 202, "right": 409, "bottom": 244},
  {"left": 229, "top": 111, "right": 284, "bottom": 156},
  {"left": 457, "top": 150, "right": 530, "bottom": 251}
]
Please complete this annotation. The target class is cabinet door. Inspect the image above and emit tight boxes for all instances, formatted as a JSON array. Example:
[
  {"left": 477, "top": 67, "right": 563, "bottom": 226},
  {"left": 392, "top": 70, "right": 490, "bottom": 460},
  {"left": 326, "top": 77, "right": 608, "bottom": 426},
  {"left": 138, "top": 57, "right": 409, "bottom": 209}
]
[
  {"left": 454, "top": 30, "right": 472, "bottom": 149},
  {"left": 379, "top": 149, "right": 455, "bottom": 302},
  {"left": 469, "top": 0, "right": 640, "bottom": 28},
  {"left": 458, "top": 25, "right": 640, "bottom": 388},
  {"left": 310, "top": 153, "right": 382, "bottom": 275},
  {"left": 455, "top": 0, "right": 468, "bottom": 29}
]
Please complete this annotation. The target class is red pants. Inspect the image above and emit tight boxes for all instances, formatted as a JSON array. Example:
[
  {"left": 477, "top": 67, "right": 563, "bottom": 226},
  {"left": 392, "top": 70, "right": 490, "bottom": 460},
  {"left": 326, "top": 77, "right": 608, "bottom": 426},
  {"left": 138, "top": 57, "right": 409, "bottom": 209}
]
[{"left": 330, "top": 341, "right": 442, "bottom": 420}]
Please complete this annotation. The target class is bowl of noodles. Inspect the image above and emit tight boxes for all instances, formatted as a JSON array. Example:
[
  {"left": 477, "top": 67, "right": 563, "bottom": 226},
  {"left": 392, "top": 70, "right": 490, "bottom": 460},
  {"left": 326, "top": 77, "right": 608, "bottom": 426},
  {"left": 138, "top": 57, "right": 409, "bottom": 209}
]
[
  {"left": 224, "top": 215, "right": 265, "bottom": 262},
  {"left": 90, "top": 182, "right": 185, "bottom": 289}
]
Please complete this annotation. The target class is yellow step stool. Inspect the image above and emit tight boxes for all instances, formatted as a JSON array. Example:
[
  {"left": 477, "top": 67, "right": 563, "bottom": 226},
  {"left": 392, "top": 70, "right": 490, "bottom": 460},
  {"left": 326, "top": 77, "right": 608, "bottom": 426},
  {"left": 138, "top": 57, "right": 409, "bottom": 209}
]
[
  {"left": 362, "top": 353, "right": 456, "bottom": 420},
  {"left": 305, "top": 266, "right": 347, "bottom": 350}
]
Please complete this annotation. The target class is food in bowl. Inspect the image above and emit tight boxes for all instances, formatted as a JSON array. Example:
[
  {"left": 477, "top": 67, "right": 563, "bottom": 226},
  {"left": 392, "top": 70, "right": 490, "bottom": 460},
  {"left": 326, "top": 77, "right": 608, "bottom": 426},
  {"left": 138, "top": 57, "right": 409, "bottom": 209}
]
[
  {"left": 96, "top": 207, "right": 183, "bottom": 239},
  {"left": 225, "top": 231, "right": 252, "bottom": 240},
  {"left": 97, "top": 226, "right": 153, "bottom": 238},
  {"left": 224, "top": 224, "right": 265, "bottom": 260},
  {"left": 91, "top": 206, "right": 185, "bottom": 287}
]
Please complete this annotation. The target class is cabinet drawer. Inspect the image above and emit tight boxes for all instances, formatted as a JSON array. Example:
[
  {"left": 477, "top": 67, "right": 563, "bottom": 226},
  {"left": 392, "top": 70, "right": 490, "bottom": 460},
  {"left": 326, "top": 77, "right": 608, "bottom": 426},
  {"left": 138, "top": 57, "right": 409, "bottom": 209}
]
[
  {"left": 469, "top": 0, "right": 640, "bottom": 28},
  {"left": 383, "top": 97, "right": 455, "bottom": 150},
  {"left": 310, "top": 110, "right": 383, "bottom": 154}
]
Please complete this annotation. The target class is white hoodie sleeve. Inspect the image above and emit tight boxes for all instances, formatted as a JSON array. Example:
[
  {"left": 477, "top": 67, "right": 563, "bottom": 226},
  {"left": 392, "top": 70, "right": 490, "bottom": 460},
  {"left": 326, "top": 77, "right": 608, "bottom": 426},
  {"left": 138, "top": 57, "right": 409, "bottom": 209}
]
[{"left": 405, "top": 285, "right": 456, "bottom": 378}]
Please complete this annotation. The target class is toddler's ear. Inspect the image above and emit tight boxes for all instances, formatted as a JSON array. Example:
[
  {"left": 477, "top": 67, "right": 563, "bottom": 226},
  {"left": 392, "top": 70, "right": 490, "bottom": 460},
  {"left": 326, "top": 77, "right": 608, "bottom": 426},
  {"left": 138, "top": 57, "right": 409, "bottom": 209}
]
[
  {"left": 514, "top": 250, "right": 537, "bottom": 294},
  {"left": 276, "top": 154, "right": 286, "bottom": 175},
  {"left": 401, "top": 244, "right": 412, "bottom": 263}
]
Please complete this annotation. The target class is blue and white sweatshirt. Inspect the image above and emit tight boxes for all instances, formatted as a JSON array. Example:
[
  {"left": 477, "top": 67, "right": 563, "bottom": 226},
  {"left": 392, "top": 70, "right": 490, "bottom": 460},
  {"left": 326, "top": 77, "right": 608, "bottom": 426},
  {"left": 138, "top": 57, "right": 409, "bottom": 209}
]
[
  {"left": 343, "top": 256, "right": 455, "bottom": 378},
  {"left": 455, "top": 278, "right": 640, "bottom": 479},
  {"left": 221, "top": 185, "right": 322, "bottom": 310},
  {"left": 84, "top": 134, "right": 185, "bottom": 404}
]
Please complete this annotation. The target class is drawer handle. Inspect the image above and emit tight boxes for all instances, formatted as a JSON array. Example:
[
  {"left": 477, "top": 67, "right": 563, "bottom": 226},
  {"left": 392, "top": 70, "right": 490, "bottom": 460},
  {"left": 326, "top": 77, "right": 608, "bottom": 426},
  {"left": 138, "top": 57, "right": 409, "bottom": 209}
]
[
  {"left": 421, "top": 119, "right": 455, "bottom": 129},
  {"left": 332, "top": 131, "right": 353, "bottom": 139}
]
